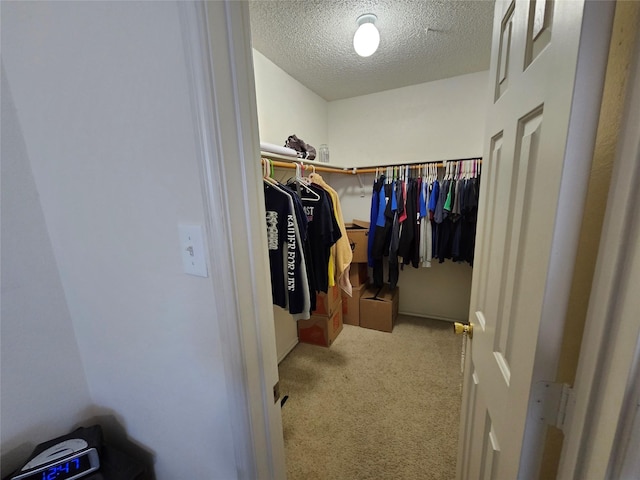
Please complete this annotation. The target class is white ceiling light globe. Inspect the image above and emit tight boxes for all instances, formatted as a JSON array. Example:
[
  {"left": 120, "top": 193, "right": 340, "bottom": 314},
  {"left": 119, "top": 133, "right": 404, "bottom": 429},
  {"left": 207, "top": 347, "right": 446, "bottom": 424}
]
[{"left": 353, "top": 16, "right": 380, "bottom": 57}]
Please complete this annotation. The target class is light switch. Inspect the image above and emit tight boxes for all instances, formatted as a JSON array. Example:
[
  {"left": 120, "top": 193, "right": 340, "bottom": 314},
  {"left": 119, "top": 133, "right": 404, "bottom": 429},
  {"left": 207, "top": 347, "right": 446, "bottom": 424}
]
[{"left": 178, "top": 225, "right": 209, "bottom": 277}]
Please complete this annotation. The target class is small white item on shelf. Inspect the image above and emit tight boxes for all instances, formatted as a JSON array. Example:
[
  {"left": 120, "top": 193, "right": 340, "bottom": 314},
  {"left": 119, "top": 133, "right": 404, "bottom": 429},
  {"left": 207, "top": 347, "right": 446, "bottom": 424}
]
[
  {"left": 319, "top": 144, "right": 330, "bottom": 163},
  {"left": 260, "top": 141, "right": 298, "bottom": 157}
]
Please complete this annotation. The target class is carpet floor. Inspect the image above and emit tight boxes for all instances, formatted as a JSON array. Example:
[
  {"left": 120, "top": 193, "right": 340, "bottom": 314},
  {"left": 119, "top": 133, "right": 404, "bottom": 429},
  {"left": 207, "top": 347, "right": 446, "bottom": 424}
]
[{"left": 278, "top": 315, "right": 464, "bottom": 480}]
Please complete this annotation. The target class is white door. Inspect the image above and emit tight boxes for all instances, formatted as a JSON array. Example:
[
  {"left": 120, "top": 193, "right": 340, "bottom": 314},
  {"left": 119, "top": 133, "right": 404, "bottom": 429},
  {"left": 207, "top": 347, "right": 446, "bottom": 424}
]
[{"left": 457, "top": 1, "right": 614, "bottom": 478}]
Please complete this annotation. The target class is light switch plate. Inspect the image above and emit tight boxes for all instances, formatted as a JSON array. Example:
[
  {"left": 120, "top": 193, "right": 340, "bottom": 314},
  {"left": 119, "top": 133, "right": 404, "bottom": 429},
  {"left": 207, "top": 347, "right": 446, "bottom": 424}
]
[{"left": 178, "top": 224, "right": 209, "bottom": 278}]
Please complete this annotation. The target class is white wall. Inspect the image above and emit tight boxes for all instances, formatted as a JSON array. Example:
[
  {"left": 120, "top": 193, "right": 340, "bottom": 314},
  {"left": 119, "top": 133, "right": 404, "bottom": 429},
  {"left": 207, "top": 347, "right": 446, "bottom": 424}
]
[
  {"left": 328, "top": 71, "right": 489, "bottom": 167},
  {"left": 253, "top": 49, "right": 328, "bottom": 149},
  {"left": 1, "top": 2, "right": 236, "bottom": 478},
  {"left": 328, "top": 72, "right": 488, "bottom": 320},
  {"left": 253, "top": 50, "right": 333, "bottom": 360},
  {"left": 1, "top": 66, "right": 95, "bottom": 476}
]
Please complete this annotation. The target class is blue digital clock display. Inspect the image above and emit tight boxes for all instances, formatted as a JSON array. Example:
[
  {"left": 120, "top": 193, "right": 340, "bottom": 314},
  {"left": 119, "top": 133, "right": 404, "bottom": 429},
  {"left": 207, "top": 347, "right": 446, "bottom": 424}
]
[
  {"left": 9, "top": 427, "right": 103, "bottom": 480},
  {"left": 38, "top": 454, "right": 91, "bottom": 480},
  {"left": 13, "top": 450, "right": 98, "bottom": 480}
]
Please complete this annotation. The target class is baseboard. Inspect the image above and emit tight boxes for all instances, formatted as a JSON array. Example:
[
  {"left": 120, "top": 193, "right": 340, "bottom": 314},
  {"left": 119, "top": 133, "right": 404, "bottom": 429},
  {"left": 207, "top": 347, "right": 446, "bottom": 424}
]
[
  {"left": 278, "top": 337, "right": 299, "bottom": 364},
  {"left": 398, "top": 310, "right": 463, "bottom": 323}
]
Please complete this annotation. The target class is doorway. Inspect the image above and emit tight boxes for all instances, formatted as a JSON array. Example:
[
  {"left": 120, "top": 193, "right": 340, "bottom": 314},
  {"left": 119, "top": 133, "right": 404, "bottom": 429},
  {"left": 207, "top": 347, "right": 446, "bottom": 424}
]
[
  {"left": 246, "top": 2, "right": 492, "bottom": 477},
  {"left": 236, "top": 1, "right": 640, "bottom": 478}
]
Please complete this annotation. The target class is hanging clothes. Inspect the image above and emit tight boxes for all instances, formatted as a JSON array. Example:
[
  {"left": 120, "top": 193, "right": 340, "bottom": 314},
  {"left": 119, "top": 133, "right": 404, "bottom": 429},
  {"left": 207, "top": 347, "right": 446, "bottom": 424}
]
[
  {"left": 428, "top": 176, "right": 440, "bottom": 262},
  {"left": 366, "top": 160, "right": 481, "bottom": 288},
  {"left": 398, "top": 177, "right": 419, "bottom": 267},
  {"left": 367, "top": 176, "right": 380, "bottom": 268},
  {"left": 371, "top": 177, "right": 392, "bottom": 288},
  {"left": 264, "top": 182, "right": 311, "bottom": 319},
  {"left": 460, "top": 174, "right": 480, "bottom": 265},
  {"left": 287, "top": 179, "right": 339, "bottom": 294},
  {"left": 388, "top": 178, "right": 402, "bottom": 289},
  {"left": 278, "top": 182, "right": 317, "bottom": 312},
  {"left": 309, "top": 172, "right": 354, "bottom": 296},
  {"left": 419, "top": 174, "right": 432, "bottom": 268}
]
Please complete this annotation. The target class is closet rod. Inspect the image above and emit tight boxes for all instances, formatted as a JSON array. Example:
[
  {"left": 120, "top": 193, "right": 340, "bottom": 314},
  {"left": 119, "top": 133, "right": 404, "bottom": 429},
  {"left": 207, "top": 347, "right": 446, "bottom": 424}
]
[
  {"left": 261, "top": 158, "right": 346, "bottom": 174},
  {"left": 261, "top": 157, "right": 482, "bottom": 176},
  {"left": 357, "top": 156, "right": 482, "bottom": 172}
]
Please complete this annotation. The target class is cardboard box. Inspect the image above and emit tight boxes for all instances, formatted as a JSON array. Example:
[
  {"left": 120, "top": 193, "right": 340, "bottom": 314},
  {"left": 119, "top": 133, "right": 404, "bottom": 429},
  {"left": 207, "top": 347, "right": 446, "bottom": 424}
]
[
  {"left": 345, "top": 220, "right": 370, "bottom": 263},
  {"left": 342, "top": 283, "right": 367, "bottom": 326},
  {"left": 359, "top": 286, "right": 399, "bottom": 333},
  {"left": 312, "top": 284, "right": 341, "bottom": 317},
  {"left": 298, "top": 303, "right": 343, "bottom": 347},
  {"left": 349, "top": 262, "right": 369, "bottom": 287}
]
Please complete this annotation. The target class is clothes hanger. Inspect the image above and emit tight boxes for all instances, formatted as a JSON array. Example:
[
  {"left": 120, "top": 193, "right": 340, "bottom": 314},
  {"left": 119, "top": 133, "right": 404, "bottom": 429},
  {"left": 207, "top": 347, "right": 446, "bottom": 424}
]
[
  {"left": 263, "top": 159, "right": 278, "bottom": 185},
  {"left": 294, "top": 162, "right": 320, "bottom": 201},
  {"left": 298, "top": 162, "right": 313, "bottom": 185},
  {"left": 263, "top": 159, "right": 280, "bottom": 189}
]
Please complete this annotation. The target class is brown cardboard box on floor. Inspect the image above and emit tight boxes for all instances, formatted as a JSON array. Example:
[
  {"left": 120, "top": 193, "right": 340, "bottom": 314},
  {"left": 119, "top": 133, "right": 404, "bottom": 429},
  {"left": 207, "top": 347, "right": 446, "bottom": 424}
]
[
  {"left": 359, "top": 286, "right": 399, "bottom": 333},
  {"left": 342, "top": 283, "right": 367, "bottom": 326},
  {"left": 348, "top": 262, "right": 369, "bottom": 287},
  {"left": 345, "top": 220, "right": 370, "bottom": 263},
  {"left": 298, "top": 302, "right": 343, "bottom": 347},
  {"left": 312, "top": 284, "right": 341, "bottom": 317}
]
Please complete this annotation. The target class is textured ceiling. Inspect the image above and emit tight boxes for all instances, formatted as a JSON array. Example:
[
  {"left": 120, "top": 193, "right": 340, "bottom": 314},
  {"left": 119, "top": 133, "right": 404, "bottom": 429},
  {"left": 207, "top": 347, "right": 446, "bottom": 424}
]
[{"left": 248, "top": 0, "right": 495, "bottom": 101}]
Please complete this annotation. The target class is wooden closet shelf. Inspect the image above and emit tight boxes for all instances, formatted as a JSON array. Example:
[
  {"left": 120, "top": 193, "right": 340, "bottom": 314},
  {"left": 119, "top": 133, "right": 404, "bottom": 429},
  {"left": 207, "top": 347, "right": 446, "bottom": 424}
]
[{"left": 260, "top": 152, "right": 482, "bottom": 175}]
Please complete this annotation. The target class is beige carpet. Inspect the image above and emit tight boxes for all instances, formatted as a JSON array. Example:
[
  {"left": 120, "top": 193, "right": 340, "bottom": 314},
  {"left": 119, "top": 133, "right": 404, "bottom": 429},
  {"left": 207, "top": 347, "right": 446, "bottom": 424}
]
[{"left": 278, "top": 315, "right": 464, "bottom": 480}]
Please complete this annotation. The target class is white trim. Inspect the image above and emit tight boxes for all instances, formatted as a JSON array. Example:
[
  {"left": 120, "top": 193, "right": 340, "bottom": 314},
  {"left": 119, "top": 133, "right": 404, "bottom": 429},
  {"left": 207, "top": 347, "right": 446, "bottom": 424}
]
[
  {"left": 178, "top": 2, "right": 285, "bottom": 479},
  {"left": 177, "top": 3, "right": 256, "bottom": 478},
  {"left": 398, "top": 311, "right": 463, "bottom": 323},
  {"left": 610, "top": 335, "right": 640, "bottom": 479},
  {"left": 558, "top": 24, "right": 640, "bottom": 480},
  {"left": 519, "top": 2, "right": 616, "bottom": 476}
]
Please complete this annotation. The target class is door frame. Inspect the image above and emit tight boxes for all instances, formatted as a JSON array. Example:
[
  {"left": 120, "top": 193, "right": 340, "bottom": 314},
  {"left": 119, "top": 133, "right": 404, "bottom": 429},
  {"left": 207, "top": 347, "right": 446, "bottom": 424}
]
[
  {"left": 182, "top": 0, "right": 640, "bottom": 478},
  {"left": 178, "top": 2, "right": 285, "bottom": 479},
  {"left": 558, "top": 24, "right": 640, "bottom": 479}
]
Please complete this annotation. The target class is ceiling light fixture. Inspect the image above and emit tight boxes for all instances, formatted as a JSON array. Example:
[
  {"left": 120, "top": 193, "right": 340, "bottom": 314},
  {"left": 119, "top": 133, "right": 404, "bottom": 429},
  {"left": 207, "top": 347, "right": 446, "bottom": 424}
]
[{"left": 353, "top": 14, "right": 380, "bottom": 57}]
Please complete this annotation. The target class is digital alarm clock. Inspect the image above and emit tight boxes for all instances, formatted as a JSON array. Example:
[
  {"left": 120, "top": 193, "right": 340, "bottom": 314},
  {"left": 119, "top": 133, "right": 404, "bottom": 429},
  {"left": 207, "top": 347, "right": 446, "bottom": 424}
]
[{"left": 9, "top": 426, "right": 102, "bottom": 480}]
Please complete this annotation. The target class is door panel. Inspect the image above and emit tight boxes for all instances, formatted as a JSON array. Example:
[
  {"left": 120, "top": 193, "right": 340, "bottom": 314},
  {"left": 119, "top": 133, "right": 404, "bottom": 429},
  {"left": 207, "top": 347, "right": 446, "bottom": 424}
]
[
  {"left": 495, "top": 1, "right": 515, "bottom": 100},
  {"left": 480, "top": 414, "right": 500, "bottom": 480},
  {"left": 460, "top": 366, "right": 479, "bottom": 479},
  {"left": 524, "top": 0, "right": 553, "bottom": 68},
  {"left": 496, "top": 111, "right": 542, "bottom": 367},
  {"left": 457, "top": 0, "right": 612, "bottom": 478}
]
